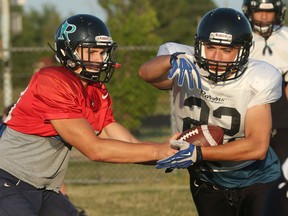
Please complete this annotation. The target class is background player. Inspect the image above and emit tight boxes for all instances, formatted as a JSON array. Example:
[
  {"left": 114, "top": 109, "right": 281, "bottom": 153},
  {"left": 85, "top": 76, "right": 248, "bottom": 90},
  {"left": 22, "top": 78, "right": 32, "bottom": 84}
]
[
  {"left": 139, "top": 8, "right": 282, "bottom": 216},
  {"left": 242, "top": 0, "right": 288, "bottom": 164},
  {"left": 242, "top": 1, "right": 288, "bottom": 214},
  {"left": 0, "top": 14, "right": 179, "bottom": 216}
]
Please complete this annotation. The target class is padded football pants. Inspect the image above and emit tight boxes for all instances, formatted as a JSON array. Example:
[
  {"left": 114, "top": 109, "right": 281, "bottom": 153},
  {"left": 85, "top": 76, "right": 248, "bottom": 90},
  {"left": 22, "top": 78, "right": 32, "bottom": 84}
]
[
  {"left": 0, "top": 169, "right": 79, "bottom": 216},
  {"left": 270, "top": 129, "right": 288, "bottom": 165},
  {"left": 263, "top": 176, "right": 288, "bottom": 216},
  {"left": 189, "top": 178, "right": 276, "bottom": 216}
]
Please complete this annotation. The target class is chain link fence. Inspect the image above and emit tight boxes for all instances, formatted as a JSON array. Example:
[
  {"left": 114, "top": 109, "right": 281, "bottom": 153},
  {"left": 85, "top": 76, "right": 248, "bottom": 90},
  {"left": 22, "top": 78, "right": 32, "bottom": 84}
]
[{"left": 0, "top": 46, "right": 174, "bottom": 184}]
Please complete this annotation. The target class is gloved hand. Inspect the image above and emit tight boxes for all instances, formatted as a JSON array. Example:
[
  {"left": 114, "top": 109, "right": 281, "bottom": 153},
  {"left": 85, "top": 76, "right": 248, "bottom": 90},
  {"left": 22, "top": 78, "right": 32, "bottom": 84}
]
[
  {"left": 169, "top": 52, "right": 202, "bottom": 90},
  {"left": 156, "top": 140, "right": 203, "bottom": 172}
]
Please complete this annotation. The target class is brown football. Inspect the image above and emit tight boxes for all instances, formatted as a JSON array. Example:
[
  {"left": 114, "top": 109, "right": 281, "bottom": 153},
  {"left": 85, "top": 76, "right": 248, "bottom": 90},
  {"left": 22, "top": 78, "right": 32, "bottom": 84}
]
[{"left": 177, "top": 125, "right": 224, "bottom": 147}]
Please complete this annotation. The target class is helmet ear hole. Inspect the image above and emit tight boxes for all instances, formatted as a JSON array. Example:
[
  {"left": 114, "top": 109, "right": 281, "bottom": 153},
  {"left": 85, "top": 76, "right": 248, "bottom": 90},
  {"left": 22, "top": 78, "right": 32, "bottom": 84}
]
[{"left": 67, "top": 60, "right": 77, "bottom": 68}]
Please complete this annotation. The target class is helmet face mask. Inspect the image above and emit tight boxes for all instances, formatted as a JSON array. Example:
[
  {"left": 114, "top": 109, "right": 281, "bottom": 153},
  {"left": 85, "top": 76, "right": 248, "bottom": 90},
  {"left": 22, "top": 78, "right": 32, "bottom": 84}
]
[
  {"left": 198, "top": 42, "right": 245, "bottom": 83},
  {"left": 252, "top": 19, "right": 274, "bottom": 37},
  {"left": 242, "top": 0, "right": 286, "bottom": 38},
  {"left": 52, "top": 14, "right": 118, "bottom": 83},
  {"left": 71, "top": 44, "right": 117, "bottom": 83},
  {"left": 194, "top": 8, "right": 252, "bottom": 83}
]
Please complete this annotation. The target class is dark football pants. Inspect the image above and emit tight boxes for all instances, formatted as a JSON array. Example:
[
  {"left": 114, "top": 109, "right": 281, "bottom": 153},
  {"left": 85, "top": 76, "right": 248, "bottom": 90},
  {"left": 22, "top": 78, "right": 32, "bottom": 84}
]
[
  {"left": 263, "top": 176, "right": 288, "bottom": 216},
  {"left": 189, "top": 178, "right": 276, "bottom": 216},
  {"left": 0, "top": 169, "right": 79, "bottom": 216},
  {"left": 270, "top": 129, "right": 288, "bottom": 165},
  {"left": 269, "top": 129, "right": 288, "bottom": 216}
]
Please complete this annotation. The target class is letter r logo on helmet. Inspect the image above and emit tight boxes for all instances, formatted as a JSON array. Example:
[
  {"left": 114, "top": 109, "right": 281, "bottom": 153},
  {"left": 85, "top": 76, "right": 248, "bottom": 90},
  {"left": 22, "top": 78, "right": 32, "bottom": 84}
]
[{"left": 57, "top": 21, "right": 77, "bottom": 42}]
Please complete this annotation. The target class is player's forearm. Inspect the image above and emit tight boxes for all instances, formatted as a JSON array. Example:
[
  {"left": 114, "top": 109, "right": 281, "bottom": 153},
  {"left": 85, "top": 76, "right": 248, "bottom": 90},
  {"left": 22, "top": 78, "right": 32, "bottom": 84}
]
[
  {"left": 86, "top": 139, "right": 175, "bottom": 163},
  {"left": 51, "top": 118, "right": 176, "bottom": 163},
  {"left": 201, "top": 135, "right": 269, "bottom": 161}
]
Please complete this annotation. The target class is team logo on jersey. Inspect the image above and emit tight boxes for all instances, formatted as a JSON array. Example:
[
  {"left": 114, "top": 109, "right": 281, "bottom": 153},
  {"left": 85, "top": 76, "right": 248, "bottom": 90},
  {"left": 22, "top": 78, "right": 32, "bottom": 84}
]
[
  {"left": 57, "top": 21, "right": 76, "bottom": 42},
  {"left": 201, "top": 90, "right": 227, "bottom": 104}
]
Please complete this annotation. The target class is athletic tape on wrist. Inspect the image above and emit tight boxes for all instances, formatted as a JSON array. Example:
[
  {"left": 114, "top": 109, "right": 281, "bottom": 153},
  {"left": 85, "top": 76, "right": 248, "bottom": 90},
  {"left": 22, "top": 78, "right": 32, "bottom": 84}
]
[{"left": 196, "top": 146, "right": 203, "bottom": 162}]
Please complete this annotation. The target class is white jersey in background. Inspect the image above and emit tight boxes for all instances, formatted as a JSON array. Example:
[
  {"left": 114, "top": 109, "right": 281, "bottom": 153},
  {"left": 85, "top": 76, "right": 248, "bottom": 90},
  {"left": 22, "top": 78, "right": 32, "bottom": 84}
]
[
  {"left": 250, "top": 26, "right": 288, "bottom": 158},
  {"left": 250, "top": 26, "right": 288, "bottom": 79}
]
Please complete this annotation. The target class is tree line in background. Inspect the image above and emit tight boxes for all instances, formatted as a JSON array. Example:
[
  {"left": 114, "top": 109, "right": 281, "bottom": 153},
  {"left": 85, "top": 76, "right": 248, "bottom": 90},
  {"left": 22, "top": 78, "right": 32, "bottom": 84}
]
[{"left": 6, "top": 0, "right": 217, "bottom": 131}]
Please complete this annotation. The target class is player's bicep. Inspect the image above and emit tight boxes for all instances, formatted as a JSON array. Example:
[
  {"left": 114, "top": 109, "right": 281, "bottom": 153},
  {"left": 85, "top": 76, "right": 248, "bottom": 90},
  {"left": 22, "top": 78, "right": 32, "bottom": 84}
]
[{"left": 50, "top": 118, "right": 99, "bottom": 157}]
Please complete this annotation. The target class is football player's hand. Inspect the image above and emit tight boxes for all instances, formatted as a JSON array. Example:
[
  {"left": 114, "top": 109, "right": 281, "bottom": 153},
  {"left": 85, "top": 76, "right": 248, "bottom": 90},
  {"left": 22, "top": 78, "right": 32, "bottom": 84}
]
[
  {"left": 169, "top": 52, "right": 201, "bottom": 90},
  {"left": 156, "top": 140, "right": 202, "bottom": 172}
]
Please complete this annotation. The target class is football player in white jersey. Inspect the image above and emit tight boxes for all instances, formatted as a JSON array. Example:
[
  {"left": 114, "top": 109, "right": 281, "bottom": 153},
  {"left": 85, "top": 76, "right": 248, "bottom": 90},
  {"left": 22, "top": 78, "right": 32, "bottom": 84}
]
[
  {"left": 139, "top": 8, "right": 283, "bottom": 216},
  {"left": 242, "top": 0, "right": 288, "bottom": 166},
  {"left": 242, "top": 0, "right": 288, "bottom": 214}
]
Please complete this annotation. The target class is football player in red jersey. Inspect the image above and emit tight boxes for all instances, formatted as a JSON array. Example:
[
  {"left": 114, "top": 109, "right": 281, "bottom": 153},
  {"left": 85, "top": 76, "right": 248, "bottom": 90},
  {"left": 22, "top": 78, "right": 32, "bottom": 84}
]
[{"left": 0, "top": 14, "right": 179, "bottom": 216}]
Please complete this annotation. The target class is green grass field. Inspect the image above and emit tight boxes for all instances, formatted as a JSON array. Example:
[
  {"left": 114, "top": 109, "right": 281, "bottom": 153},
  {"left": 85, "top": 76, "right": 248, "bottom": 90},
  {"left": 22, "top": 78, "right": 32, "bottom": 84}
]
[
  {"left": 67, "top": 183, "right": 198, "bottom": 216},
  {"left": 66, "top": 171, "right": 198, "bottom": 216}
]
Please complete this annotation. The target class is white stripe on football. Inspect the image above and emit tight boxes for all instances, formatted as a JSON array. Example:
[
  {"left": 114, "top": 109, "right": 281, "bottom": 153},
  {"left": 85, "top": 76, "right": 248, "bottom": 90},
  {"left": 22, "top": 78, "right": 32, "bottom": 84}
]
[{"left": 177, "top": 125, "right": 224, "bottom": 147}]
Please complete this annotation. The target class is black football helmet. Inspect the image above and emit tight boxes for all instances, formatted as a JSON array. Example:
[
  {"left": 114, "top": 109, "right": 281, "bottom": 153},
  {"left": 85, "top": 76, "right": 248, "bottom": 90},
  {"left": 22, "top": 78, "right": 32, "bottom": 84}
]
[
  {"left": 194, "top": 8, "right": 253, "bottom": 83},
  {"left": 51, "top": 14, "right": 118, "bottom": 83},
  {"left": 242, "top": 0, "right": 286, "bottom": 37}
]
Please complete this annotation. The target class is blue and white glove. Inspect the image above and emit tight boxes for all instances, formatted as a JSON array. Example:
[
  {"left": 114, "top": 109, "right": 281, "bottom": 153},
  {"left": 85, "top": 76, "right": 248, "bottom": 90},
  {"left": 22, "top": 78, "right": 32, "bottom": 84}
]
[
  {"left": 169, "top": 52, "right": 202, "bottom": 90},
  {"left": 156, "top": 140, "right": 203, "bottom": 172}
]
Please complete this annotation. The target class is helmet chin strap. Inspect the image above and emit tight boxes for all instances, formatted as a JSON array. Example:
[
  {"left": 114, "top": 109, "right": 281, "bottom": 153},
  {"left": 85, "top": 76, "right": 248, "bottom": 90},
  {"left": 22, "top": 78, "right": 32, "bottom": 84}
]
[
  {"left": 253, "top": 23, "right": 274, "bottom": 56},
  {"left": 262, "top": 38, "right": 273, "bottom": 55}
]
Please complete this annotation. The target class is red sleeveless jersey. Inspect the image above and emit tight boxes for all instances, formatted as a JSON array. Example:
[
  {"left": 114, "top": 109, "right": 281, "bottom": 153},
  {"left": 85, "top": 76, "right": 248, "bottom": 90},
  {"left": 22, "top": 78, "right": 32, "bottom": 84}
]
[{"left": 5, "top": 66, "right": 115, "bottom": 136}]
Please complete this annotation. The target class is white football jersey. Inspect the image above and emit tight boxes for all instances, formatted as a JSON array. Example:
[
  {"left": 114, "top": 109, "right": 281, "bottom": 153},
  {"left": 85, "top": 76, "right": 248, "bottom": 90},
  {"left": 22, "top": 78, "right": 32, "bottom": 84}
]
[
  {"left": 158, "top": 42, "right": 282, "bottom": 171},
  {"left": 250, "top": 26, "right": 288, "bottom": 80},
  {"left": 171, "top": 60, "right": 281, "bottom": 142},
  {"left": 158, "top": 42, "right": 282, "bottom": 140},
  {"left": 283, "top": 157, "right": 288, "bottom": 181},
  {"left": 157, "top": 42, "right": 194, "bottom": 56}
]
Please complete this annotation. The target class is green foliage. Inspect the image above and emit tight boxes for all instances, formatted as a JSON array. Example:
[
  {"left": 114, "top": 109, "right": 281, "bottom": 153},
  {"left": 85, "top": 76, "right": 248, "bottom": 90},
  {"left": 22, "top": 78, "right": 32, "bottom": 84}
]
[
  {"left": 148, "top": 0, "right": 217, "bottom": 45},
  {"left": 11, "top": 4, "right": 61, "bottom": 88},
  {"left": 108, "top": 49, "right": 160, "bottom": 131},
  {"left": 99, "top": 0, "right": 164, "bottom": 130},
  {"left": 99, "top": 0, "right": 162, "bottom": 45},
  {"left": 13, "top": 4, "right": 61, "bottom": 47}
]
